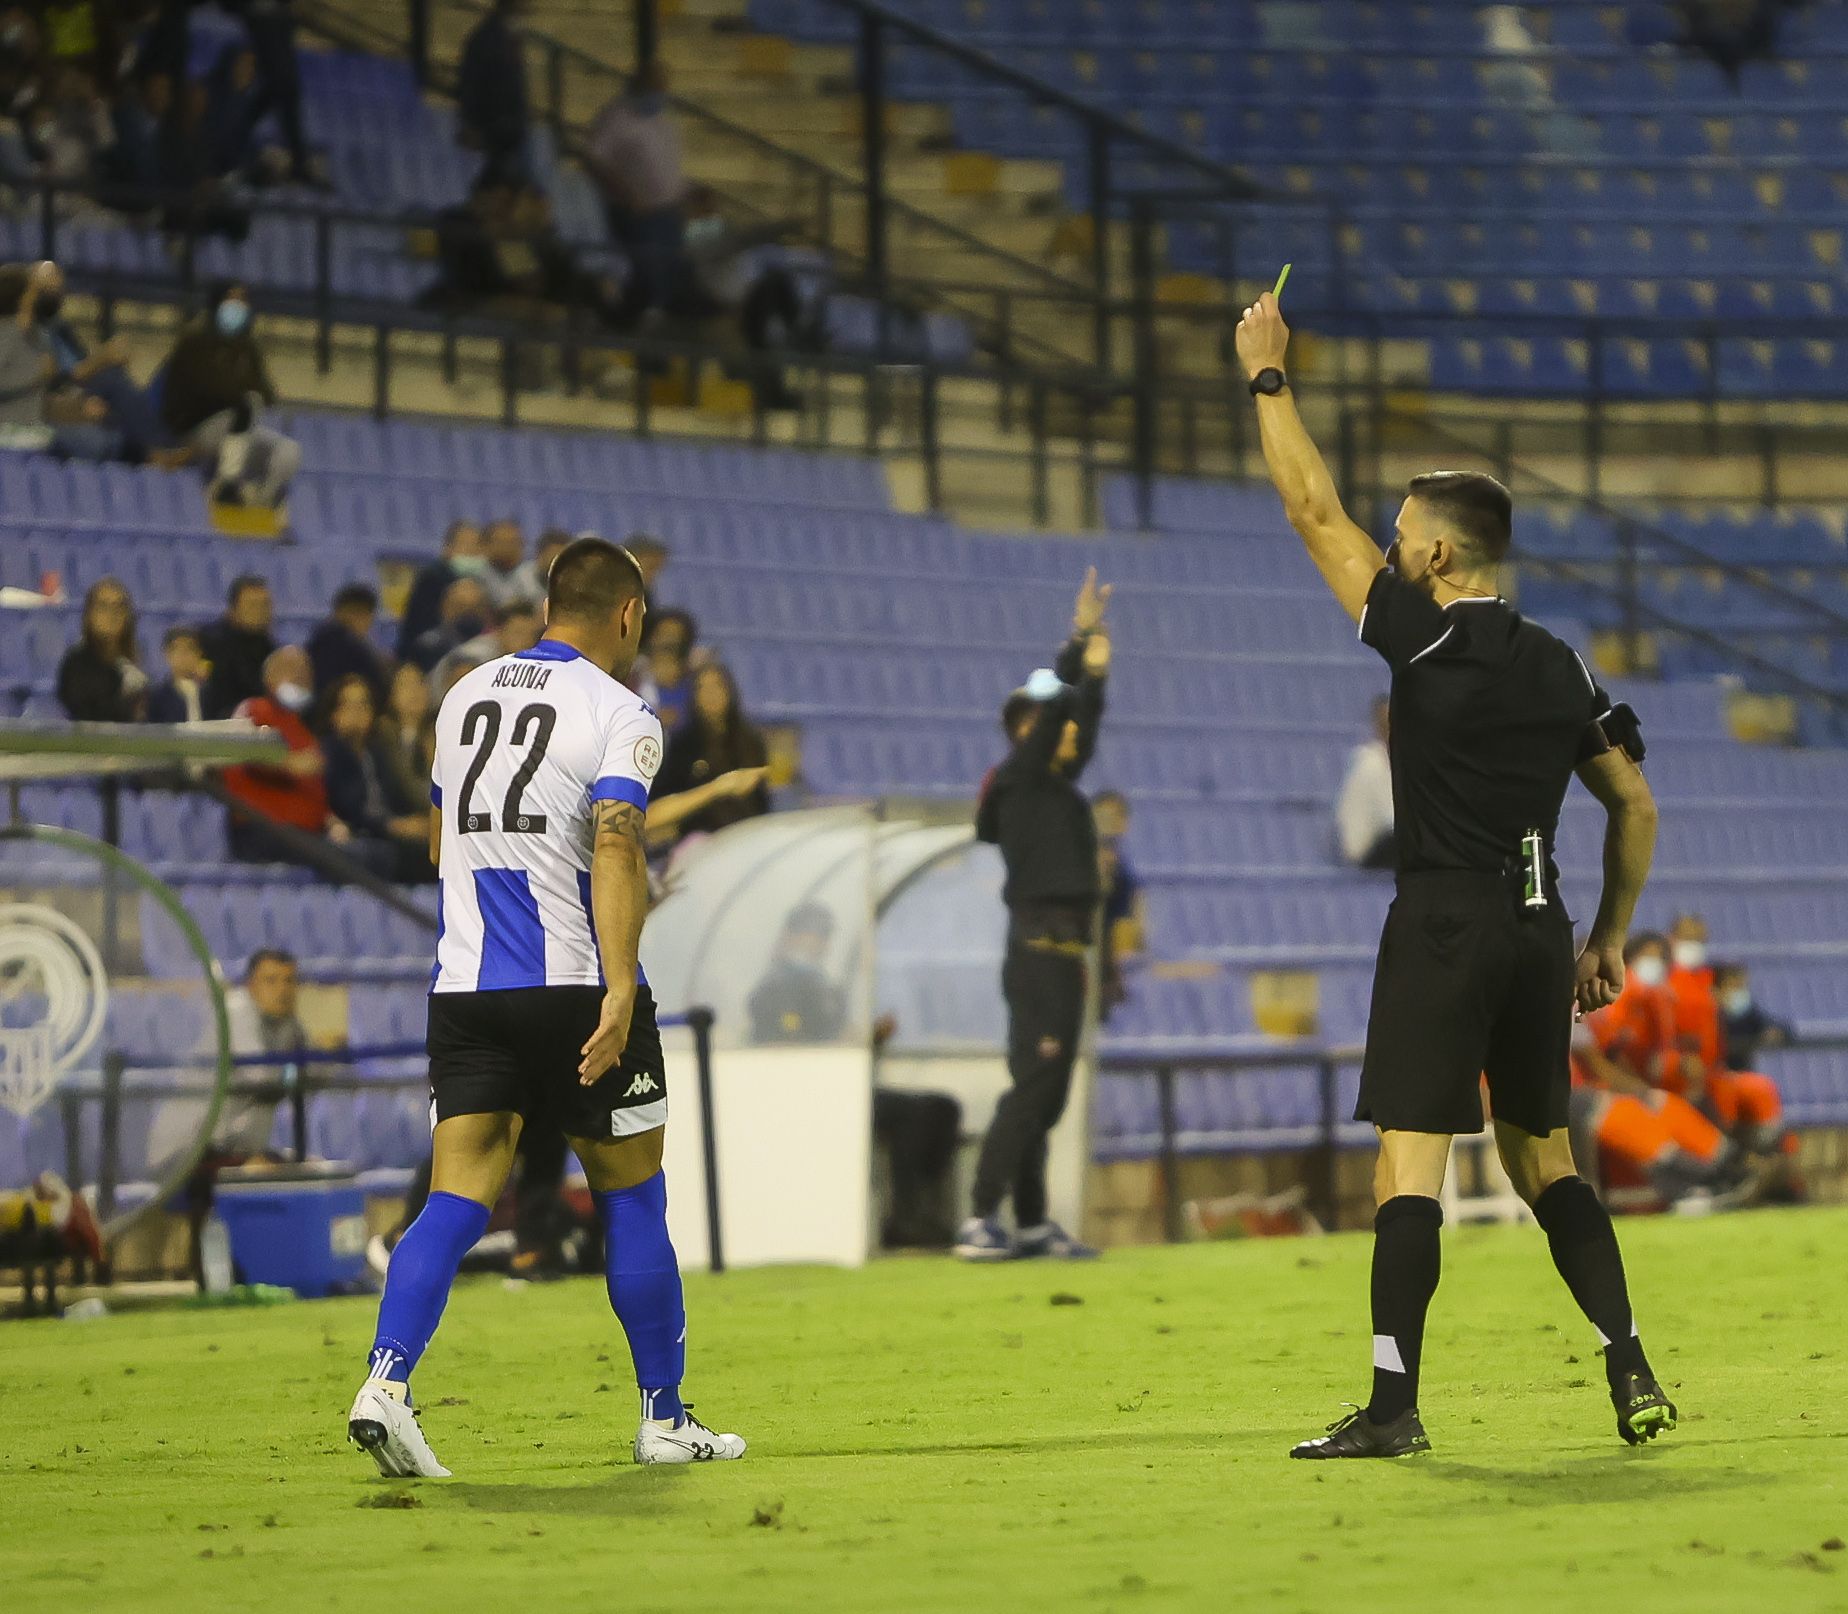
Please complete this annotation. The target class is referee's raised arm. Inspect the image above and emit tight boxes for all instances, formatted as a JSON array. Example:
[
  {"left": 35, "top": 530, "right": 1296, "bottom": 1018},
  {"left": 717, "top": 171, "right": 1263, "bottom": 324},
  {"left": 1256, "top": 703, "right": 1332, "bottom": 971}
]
[{"left": 1235, "top": 291, "right": 1384, "bottom": 621}]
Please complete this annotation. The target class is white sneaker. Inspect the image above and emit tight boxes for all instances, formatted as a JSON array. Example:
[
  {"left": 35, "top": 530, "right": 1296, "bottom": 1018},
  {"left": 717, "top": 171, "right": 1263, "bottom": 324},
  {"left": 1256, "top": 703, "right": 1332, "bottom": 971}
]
[
  {"left": 633, "top": 1408, "right": 747, "bottom": 1465},
  {"left": 348, "top": 1381, "right": 451, "bottom": 1478}
]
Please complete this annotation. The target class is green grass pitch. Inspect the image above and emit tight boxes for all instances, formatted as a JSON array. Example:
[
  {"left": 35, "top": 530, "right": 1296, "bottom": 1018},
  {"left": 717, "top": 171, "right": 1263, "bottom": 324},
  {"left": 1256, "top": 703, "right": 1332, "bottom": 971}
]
[{"left": 5, "top": 1206, "right": 1847, "bottom": 1613}]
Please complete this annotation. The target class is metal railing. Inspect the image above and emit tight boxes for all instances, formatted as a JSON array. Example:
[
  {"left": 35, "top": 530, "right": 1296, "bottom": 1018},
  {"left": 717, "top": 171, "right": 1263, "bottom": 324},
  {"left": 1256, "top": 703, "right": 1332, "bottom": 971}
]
[{"left": 1099, "top": 1030, "right": 1848, "bottom": 1243}]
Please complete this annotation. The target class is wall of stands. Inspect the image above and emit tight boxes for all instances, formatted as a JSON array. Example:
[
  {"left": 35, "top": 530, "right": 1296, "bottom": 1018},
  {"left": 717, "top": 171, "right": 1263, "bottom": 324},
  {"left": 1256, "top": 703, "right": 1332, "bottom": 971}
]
[{"left": 3, "top": 408, "right": 1847, "bottom": 1187}]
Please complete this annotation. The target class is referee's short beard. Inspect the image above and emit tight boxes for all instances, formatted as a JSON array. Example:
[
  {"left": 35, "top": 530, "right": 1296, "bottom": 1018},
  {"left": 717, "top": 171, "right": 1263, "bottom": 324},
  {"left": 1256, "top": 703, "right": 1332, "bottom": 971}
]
[{"left": 1385, "top": 536, "right": 1437, "bottom": 595}]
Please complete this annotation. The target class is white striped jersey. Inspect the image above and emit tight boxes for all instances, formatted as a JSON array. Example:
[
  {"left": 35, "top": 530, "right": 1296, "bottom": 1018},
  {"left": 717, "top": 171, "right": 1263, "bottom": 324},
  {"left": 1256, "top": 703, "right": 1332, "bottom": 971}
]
[{"left": 429, "top": 639, "right": 663, "bottom": 994}]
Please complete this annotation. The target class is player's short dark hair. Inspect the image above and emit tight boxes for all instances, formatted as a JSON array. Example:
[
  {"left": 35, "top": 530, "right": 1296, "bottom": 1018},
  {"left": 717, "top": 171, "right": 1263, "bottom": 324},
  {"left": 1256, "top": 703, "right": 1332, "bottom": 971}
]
[
  {"left": 1406, "top": 471, "right": 1513, "bottom": 563},
  {"left": 246, "top": 947, "right": 297, "bottom": 977},
  {"left": 227, "top": 573, "right": 269, "bottom": 607},
  {"left": 546, "top": 536, "right": 645, "bottom": 624},
  {"left": 163, "top": 624, "right": 201, "bottom": 651},
  {"left": 332, "top": 582, "right": 378, "bottom": 615},
  {"left": 1623, "top": 931, "right": 1668, "bottom": 963}
]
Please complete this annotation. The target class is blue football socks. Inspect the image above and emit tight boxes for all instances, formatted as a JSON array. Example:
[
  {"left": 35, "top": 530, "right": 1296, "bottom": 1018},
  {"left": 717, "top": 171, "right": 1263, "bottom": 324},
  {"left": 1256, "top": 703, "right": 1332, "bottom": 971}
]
[
  {"left": 368, "top": 1190, "right": 490, "bottom": 1385},
  {"left": 597, "top": 1172, "right": 687, "bottom": 1425}
]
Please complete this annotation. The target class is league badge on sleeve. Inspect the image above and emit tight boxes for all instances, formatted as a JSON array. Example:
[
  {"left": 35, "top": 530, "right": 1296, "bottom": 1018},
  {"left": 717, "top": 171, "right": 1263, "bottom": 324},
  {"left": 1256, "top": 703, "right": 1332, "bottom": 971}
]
[{"left": 634, "top": 734, "right": 662, "bottom": 779}]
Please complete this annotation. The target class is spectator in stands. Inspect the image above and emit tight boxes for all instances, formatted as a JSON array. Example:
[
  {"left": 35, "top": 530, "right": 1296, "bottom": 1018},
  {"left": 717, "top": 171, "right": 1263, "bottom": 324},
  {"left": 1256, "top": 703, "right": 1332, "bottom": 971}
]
[
  {"left": 431, "top": 597, "right": 542, "bottom": 691},
  {"left": 1717, "top": 961, "right": 1793, "bottom": 1074},
  {"left": 654, "top": 660, "right": 771, "bottom": 839},
  {"left": 146, "top": 623, "right": 205, "bottom": 723},
  {"left": 319, "top": 672, "right": 432, "bottom": 884},
  {"left": 405, "top": 575, "right": 488, "bottom": 674},
  {"left": 636, "top": 605, "right": 696, "bottom": 731},
  {"left": 221, "top": 643, "right": 347, "bottom": 864},
  {"left": 200, "top": 572, "right": 275, "bottom": 717},
  {"left": 0, "top": 260, "right": 59, "bottom": 450},
  {"left": 1334, "top": 695, "right": 1394, "bottom": 868},
  {"left": 584, "top": 61, "right": 687, "bottom": 321},
  {"left": 306, "top": 581, "right": 389, "bottom": 708},
  {"left": 680, "top": 185, "right": 806, "bottom": 408},
  {"left": 456, "top": 0, "right": 530, "bottom": 188},
  {"left": 376, "top": 660, "right": 432, "bottom": 806},
  {"left": 57, "top": 575, "right": 148, "bottom": 721},
  {"left": 160, "top": 280, "right": 301, "bottom": 506},
  {"left": 1093, "top": 788, "right": 1144, "bottom": 1019},
  {"left": 481, "top": 517, "right": 538, "bottom": 610},
  {"left": 397, "top": 519, "right": 485, "bottom": 658},
  {"left": 30, "top": 260, "right": 169, "bottom": 463},
  {"left": 419, "top": 177, "right": 626, "bottom": 324},
  {"left": 218, "top": 0, "right": 322, "bottom": 187}
]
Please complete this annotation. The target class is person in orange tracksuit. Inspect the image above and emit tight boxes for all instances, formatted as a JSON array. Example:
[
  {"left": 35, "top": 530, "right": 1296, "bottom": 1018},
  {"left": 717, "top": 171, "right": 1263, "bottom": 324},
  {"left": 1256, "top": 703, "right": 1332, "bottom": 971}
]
[{"left": 1667, "top": 914, "right": 1791, "bottom": 1154}]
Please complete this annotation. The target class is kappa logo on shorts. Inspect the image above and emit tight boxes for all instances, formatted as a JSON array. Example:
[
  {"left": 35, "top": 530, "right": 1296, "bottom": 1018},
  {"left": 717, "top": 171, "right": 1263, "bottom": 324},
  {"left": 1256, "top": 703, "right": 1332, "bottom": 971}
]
[
  {"left": 621, "top": 1071, "right": 660, "bottom": 1100},
  {"left": 633, "top": 735, "right": 662, "bottom": 779}
]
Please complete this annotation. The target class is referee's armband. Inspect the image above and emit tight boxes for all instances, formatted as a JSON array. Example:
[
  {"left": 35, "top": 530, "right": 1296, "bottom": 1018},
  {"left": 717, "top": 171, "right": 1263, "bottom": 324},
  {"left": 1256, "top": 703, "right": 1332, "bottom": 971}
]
[
  {"left": 1600, "top": 701, "right": 1646, "bottom": 763},
  {"left": 1580, "top": 701, "right": 1646, "bottom": 766}
]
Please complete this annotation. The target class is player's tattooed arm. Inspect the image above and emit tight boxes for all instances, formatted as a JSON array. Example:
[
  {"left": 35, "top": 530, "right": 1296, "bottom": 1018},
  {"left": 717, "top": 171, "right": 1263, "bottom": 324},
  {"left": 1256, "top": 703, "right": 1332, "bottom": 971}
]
[{"left": 580, "top": 797, "right": 650, "bottom": 1083}]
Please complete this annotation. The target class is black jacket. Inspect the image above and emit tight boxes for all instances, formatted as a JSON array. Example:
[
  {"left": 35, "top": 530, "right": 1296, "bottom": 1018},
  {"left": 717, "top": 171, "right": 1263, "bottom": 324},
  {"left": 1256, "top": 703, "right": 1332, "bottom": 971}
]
[
  {"left": 396, "top": 559, "right": 456, "bottom": 660},
  {"left": 322, "top": 733, "right": 416, "bottom": 837},
  {"left": 146, "top": 679, "right": 201, "bottom": 724},
  {"left": 457, "top": 12, "right": 529, "bottom": 156},
  {"left": 199, "top": 616, "right": 276, "bottom": 718},
  {"left": 307, "top": 617, "right": 388, "bottom": 708},
  {"left": 975, "top": 635, "right": 1104, "bottom": 912},
  {"left": 57, "top": 641, "right": 141, "bottom": 722}
]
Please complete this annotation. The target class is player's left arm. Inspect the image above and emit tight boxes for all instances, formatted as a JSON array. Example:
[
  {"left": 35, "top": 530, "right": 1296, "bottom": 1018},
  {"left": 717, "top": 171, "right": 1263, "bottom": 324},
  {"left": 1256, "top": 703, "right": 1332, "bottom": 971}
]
[
  {"left": 1236, "top": 292, "right": 1384, "bottom": 622},
  {"left": 579, "top": 796, "right": 649, "bottom": 1084}
]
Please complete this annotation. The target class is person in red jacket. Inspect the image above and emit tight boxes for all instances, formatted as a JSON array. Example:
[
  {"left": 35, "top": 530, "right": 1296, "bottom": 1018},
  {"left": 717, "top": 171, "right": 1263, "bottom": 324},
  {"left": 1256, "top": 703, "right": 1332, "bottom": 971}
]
[
  {"left": 1667, "top": 914, "right": 1789, "bottom": 1152},
  {"left": 221, "top": 644, "right": 349, "bottom": 864}
]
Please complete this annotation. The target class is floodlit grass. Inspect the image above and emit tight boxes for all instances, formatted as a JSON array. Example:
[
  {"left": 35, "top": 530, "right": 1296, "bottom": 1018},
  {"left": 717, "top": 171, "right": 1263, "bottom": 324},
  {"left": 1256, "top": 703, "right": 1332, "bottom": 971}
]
[{"left": 5, "top": 1207, "right": 1847, "bottom": 1613}]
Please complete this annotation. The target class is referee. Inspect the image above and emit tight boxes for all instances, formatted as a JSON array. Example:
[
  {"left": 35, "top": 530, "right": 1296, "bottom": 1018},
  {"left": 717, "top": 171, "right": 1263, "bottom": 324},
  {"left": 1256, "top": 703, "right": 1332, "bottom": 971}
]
[
  {"left": 1234, "top": 293, "right": 1677, "bottom": 1458},
  {"left": 955, "top": 569, "right": 1113, "bottom": 1262}
]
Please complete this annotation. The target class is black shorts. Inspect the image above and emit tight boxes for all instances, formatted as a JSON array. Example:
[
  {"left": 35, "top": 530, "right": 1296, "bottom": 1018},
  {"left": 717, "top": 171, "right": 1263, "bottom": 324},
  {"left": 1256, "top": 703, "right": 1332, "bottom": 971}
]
[
  {"left": 426, "top": 982, "right": 667, "bottom": 1140},
  {"left": 1356, "top": 871, "right": 1575, "bottom": 1138}
]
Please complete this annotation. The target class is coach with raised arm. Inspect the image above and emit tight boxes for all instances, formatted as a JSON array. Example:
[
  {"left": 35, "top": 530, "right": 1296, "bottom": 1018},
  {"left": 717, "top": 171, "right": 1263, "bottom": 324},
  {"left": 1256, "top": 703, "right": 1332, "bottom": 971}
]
[
  {"left": 1234, "top": 292, "right": 1677, "bottom": 1459},
  {"left": 956, "top": 569, "right": 1112, "bottom": 1263}
]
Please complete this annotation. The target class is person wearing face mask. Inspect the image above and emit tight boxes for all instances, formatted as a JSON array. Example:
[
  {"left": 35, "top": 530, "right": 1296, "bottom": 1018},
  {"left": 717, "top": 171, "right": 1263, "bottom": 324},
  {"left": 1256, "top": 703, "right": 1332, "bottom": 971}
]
[
  {"left": 1716, "top": 962, "right": 1795, "bottom": 1075},
  {"left": 221, "top": 643, "right": 350, "bottom": 865},
  {"left": 399, "top": 521, "right": 488, "bottom": 659},
  {"left": 1236, "top": 292, "right": 1676, "bottom": 1459},
  {"left": 1668, "top": 915, "right": 1796, "bottom": 1165},
  {"left": 160, "top": 280, "right": 301, "bottom": 504}
]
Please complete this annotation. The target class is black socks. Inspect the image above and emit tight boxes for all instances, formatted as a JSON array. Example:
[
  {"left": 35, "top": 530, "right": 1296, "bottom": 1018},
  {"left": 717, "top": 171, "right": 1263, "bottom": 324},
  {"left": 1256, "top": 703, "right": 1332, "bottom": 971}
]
[
  {"left": 1366, "top": 1195, "right": 1444, "bottom": 1424},
  {"left": 1532, "top": 1175, "right": 1651, "bottom": 1386}
]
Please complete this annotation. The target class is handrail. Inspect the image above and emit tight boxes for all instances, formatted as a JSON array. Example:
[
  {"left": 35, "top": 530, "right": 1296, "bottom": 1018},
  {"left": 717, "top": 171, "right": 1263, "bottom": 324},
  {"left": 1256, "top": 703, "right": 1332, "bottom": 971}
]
[
  {"left": 1385, "top": 408, "right": 1848, "bottom": 638},
  {"left": 790, "top": 0, "right": 1267, "bottom": 201}
]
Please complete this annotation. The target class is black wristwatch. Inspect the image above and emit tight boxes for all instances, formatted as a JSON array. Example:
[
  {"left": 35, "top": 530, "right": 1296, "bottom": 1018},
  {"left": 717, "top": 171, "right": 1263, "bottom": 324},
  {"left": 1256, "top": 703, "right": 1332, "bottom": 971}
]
[{"left": 1249, "top": 367, "right": 1288, "bottom": 397}]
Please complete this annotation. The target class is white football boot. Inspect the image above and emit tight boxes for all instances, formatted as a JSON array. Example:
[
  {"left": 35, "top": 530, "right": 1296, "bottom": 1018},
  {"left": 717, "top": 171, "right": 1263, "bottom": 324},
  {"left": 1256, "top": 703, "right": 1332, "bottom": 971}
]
[
  {"left": 348, "top": 1381, "right": 452, "bottom": 1479},
  {"left": 633, "top": 1407, "right": 748, "bottom": 1465}
]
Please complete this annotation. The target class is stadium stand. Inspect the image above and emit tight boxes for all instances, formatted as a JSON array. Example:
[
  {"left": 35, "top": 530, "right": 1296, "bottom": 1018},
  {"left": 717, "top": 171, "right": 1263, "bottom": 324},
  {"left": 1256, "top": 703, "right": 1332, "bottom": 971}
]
[{"left": 4, "top": 405, "right": 1847, "bottom": 1196}]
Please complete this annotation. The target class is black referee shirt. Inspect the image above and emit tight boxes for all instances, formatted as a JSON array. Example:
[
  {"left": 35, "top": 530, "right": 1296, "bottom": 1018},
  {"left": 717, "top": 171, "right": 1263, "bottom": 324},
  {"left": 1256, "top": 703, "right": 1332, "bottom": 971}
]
[{"left": 1359, "top": 568, "right": 1611, "bottom": 877}]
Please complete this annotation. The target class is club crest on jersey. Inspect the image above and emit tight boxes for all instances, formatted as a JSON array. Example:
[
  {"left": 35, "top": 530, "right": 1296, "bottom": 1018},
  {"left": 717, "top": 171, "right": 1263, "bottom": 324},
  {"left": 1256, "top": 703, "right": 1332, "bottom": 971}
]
[{"left": 633, "top": 735, "right": 662, "bottom": 779}]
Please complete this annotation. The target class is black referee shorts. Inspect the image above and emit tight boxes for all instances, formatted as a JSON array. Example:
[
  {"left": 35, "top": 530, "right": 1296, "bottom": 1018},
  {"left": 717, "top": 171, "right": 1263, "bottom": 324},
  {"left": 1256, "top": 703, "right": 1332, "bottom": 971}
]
[
  {"left": 1356, "top": 871, "right": 1575, "bottom": 1138},
  {"left": 426, "top": 981, "right": 668, "bottom": 1140}
]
